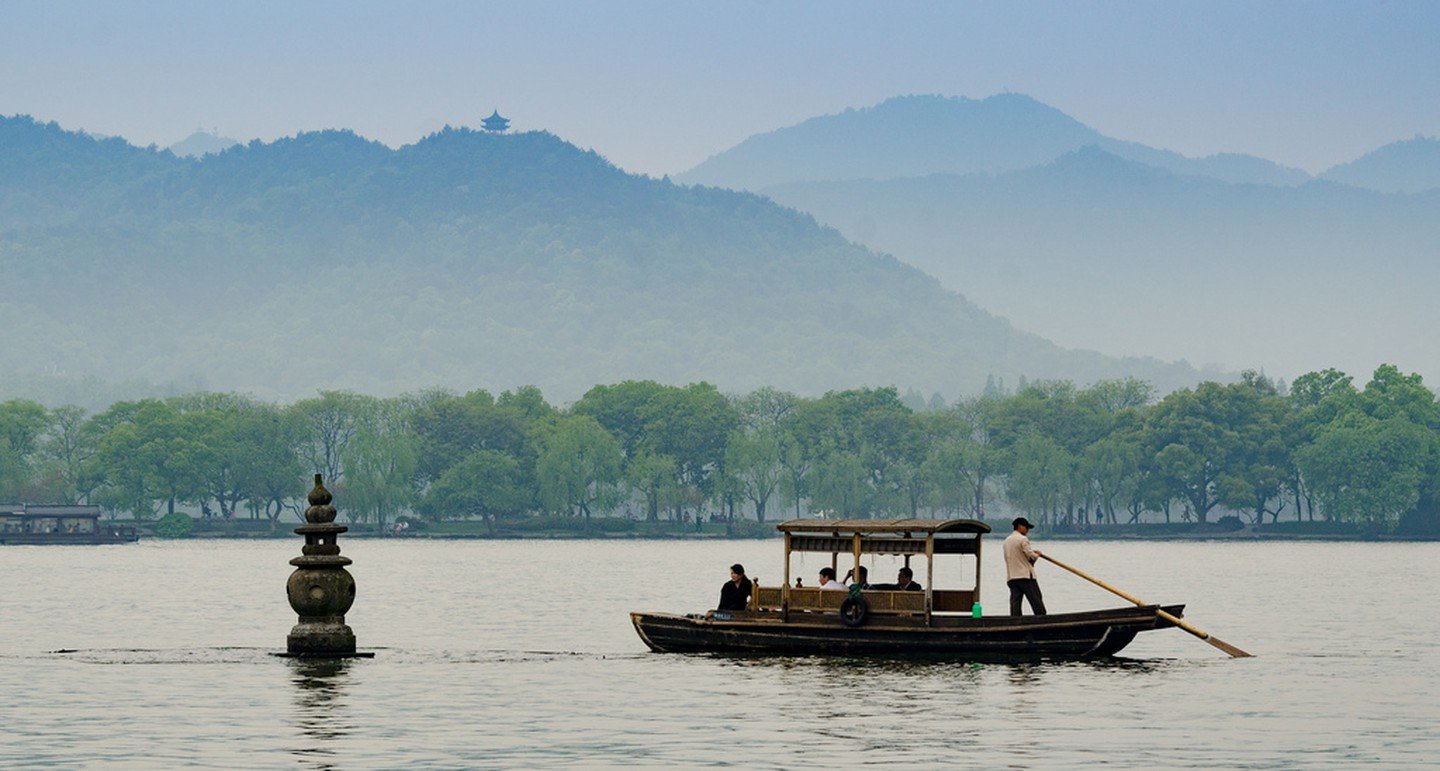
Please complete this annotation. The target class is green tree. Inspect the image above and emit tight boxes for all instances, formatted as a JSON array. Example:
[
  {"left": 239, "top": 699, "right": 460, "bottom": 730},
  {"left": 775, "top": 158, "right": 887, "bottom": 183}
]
[
  {"left": 231, "top": 403, "right": 306, "bottom": 527},
  {"left": 1085, "top": 417, "right": 1145, "bottom": 524},
  {"left": 93, "top": 400, "right": 209, "bottom": 517},
  {"left": 343, "top": 398, "right": 418, "bottom": 530},
  {"left": 411, "top": 389, "right": 529, "bottom": 485},
  {"left": 809, "top": 445, "right": 867, "bottom": 518},
  {"left": 1004, "top": 431, "right": 1071, "bottom": 523},
  {"left": 919, "top": 409, "right": 989, "bottom": 516},
  {"left": 573, "top": 380, "right": 670, "bottom": 458},
  {"left": 777, "top": 435, "right": 813, "bottom": 519},
  {"left": 1145, "top": 382, "right": 1250, "bottom": 523},
  {"left": 292, "top": 390, "right": 368, "bottom": 486},
  {"left": 39, "top": 405, "right": 102, "bottom": 504},
  {"left": 536, "top": 415, "right": 623, "bottom": 523},
  {"left": 950, "top": 396, "right": 1004, "bottom": 516},
  {"left": 1215, "top": 372, "right": 1296, "bottom": 524},
  {"left": 625, "top": 451, "right": 677, "bottom": 522},
  {"left": 497, "top": 385, "right": 556, "bottom": 422},
  {"left": 1295, "top": 414, "right": 1434, "bottom": 525},
  {"left": 797, "top": 387, "right": 922, "bottom": 517},
  {"left": 1287, "top": 368, "right": 1359, "bottom": 520},
  {"left": 724, "top": 425, "right": 784, "bottom": 522},
  {"left": 421, "top": 449, "right": 529, "bottom": 530},
  {"left": 637, "top": 382, "right": 738, "bottom": 518},
  {"left": 0, "top": 399, "right": 50, "bottom": 500}
]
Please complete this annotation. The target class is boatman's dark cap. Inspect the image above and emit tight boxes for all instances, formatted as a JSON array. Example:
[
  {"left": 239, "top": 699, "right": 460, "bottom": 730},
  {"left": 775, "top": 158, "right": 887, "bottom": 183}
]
[{"left": 1012, "top": 517, "right": 1034, "bottom": 529}]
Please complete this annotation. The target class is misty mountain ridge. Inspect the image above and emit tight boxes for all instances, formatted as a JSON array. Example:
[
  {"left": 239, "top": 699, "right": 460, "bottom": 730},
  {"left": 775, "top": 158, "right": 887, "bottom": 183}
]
[
  {"left": 1320, "top": 135, "right": 1440, "bottom": 194},
  {"left": 678, "top": 93, "right": 1312, "bottom": 190},
  {"left": 760, "top": 145, "right": 1440, "bottom": 386},
  {"left": 168, "top": 129, "right": 242, "bottom": 158},
  {"left": 0, "top": 114, "right": 1206, "bottom": 404}
]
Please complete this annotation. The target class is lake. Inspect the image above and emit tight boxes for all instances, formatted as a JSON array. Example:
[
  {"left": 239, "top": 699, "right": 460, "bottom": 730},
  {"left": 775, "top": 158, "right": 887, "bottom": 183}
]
[{"left": 2, "top": 538, "right": 1436, "bottom": 768}]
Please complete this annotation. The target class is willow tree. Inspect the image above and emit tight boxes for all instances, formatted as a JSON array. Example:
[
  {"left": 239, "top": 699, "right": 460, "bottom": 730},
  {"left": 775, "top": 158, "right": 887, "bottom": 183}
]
[{"left": 536, "top": 414, "right": 623, "bottom": 523}]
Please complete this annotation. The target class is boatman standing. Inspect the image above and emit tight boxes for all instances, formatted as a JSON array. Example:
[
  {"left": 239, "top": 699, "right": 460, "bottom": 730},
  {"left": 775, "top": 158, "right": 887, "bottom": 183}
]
[{"left": 1004, "top": 517, "right": 1048, "bottom": 616}]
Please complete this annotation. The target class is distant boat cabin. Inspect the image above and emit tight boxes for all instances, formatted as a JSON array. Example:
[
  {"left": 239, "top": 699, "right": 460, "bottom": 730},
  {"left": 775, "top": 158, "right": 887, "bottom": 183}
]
[{"left": 0, "top": 504, "right": 139, "bottom": 545}]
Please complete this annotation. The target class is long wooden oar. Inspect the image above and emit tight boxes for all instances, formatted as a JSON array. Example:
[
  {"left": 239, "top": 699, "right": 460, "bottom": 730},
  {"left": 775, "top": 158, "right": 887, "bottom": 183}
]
[{"left": 1039, "top": 553, "right": 1253, "bottom": 658}]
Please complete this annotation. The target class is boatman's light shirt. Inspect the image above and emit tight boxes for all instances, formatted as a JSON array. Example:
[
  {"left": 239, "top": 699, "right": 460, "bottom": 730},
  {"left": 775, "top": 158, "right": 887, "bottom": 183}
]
[
  {"left": 818, "top": 579, "right": 847, "bottom": 590},
  {"left": 1003, "top": 530, "right": 1038, "bottom": 580}
]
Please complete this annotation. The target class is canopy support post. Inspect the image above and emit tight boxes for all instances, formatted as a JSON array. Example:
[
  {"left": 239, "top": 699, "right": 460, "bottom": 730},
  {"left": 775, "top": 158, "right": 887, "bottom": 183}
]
[
  {"left": 924, "top": 534, "right": 935, "bottom": 626},
  {"left": 852, "top": 533, "right": 862, "bottom": 584},
  {"left": 974, "top": 534, "right": 983, "bottom": 600},
  {"left": 782, "top": 532, "right": 791, "bottom": 622}
]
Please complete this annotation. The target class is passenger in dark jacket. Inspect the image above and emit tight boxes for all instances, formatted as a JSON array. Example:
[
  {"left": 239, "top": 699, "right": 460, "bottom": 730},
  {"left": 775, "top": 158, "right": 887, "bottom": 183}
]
[
  {"left": 873, "top": 566, "right": 924, "bottom": 591},
  {"left": 718, "top": 563, "right": 753, "bottom": 610}
]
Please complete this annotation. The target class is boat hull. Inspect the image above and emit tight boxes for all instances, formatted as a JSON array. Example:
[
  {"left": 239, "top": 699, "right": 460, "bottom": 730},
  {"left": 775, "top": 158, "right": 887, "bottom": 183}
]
[
  {"left": 0, "top": 531, "right": 139, "bottom": 545},
  {"left": 631, "top": 604, "right": 1183, "bottom": 660}
]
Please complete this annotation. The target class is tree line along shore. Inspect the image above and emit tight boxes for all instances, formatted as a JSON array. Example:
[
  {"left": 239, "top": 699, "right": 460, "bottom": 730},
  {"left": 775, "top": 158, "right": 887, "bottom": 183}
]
[{"left": 1, "top": 365, "right": 1437, "bottom": 540}]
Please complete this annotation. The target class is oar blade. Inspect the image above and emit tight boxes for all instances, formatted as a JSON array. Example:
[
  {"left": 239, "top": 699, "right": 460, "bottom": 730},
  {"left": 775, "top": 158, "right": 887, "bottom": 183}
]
[
  {"left": 1203, "top": 634, "right": 1253, "bottom": 658},
  {"left": 1046, "top": 554, "right": 1254, "bottom": 659}
]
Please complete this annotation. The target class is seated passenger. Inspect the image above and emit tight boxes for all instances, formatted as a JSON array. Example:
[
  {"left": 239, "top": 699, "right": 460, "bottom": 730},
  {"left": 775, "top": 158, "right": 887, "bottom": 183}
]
[
  {"left": 717, "top": 563, "right": 753, "bottom": 611},
  {"left": 842, "top": 565, "right": 871, "bottom": 588},
  {"left": 817, "top": 567, "right": 846, "bottom": 590},
  {"left": 873, "top": 567, "right": 923, "bottom": 591}
]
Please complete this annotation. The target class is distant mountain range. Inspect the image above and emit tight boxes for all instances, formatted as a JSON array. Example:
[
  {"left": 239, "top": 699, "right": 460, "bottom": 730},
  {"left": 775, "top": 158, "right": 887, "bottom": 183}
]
[
  {"left": 680, "top": 93, "right": 1440, "bottom": 196},
  {"left": 168, "top": 129, "right": 242, "bottom": 158},
  {"left": 678, "top": 94, "right": 1313, "bottom": 190},
  {"left": 1320, "top": 135, "right": 1440, "bottom": 194},
  {"left": 0, "top": 115, "right": 1205, "bottom": 404},
  {"left": 677, "top": 94, "right": 1440, "bottom": 385}
]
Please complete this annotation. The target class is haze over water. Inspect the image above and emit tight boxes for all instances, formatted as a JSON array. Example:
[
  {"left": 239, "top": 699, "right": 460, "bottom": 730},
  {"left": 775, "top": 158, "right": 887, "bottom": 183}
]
[{"left": 3, "top": 539, "right": 1435, "bottom": 767}]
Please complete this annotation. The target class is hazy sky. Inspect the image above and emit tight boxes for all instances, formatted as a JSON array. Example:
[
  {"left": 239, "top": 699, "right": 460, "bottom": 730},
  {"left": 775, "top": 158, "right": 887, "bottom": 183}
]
[{"left": 1, "top": 1, "right": 1437, "bottom": 177}]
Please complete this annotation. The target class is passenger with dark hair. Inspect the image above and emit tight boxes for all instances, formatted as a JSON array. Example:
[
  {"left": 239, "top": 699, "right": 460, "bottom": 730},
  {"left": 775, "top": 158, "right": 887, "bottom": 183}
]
[
  {"left": 842, "top": 565, "right": 871, "bottom": 588},
  {"left": 817, "top": 566, "right": 846, "bottom": 590},
  {"left": 872, "top": 566, "right": 923, "bottom": 591},
  {"left": 896, "top": 566, "right": 922, "bottom": 591},
  {"left": 717, "top": 563, "right": 752, "bottom": 611}
]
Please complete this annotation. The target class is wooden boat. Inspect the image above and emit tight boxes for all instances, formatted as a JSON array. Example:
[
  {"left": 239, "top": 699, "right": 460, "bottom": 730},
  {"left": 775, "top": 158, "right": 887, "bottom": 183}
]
[
  {"left": 631, "top": 518, "right": 1182, "bottom": 660},
  {"left": 0, "top": 504, "right": 139, "bottom": 545}
]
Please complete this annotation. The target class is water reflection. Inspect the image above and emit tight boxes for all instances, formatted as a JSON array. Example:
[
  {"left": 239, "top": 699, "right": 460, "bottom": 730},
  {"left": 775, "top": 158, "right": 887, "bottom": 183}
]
[
  {"left": 288, "top": 659, "right": 355, "bottom": 769},
  {"left": 712, "top": 652, "right": 1165, "bottom": 676}
]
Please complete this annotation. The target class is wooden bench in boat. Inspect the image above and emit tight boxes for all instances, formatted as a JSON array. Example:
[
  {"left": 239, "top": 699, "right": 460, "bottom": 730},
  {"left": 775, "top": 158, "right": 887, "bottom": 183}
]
[{"left": 752, "top": 585, "right": 976, "bottom": 615}]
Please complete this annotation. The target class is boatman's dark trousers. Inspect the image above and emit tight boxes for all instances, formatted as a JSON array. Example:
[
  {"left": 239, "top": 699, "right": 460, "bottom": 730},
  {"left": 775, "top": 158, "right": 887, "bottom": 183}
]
[{"left": 1007, "top": 578, "right": 1047, "bottom": 616}]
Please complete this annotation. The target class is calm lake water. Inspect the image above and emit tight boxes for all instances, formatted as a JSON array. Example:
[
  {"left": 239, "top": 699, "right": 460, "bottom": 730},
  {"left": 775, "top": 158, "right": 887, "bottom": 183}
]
[{"left": 2, "top": 537, "right": 1436, "bottom": 768}]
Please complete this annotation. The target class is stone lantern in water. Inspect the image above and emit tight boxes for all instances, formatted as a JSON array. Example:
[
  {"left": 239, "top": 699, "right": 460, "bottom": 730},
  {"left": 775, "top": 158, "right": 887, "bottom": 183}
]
[{"left": 284, "top": 474, "right": 361, "bottom": 656}]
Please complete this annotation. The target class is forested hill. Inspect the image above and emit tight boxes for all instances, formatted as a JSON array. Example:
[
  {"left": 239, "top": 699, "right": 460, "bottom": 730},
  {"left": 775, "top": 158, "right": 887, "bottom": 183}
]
[{"left": 0, "top": 115, "right": 1200, "bottom": 402}]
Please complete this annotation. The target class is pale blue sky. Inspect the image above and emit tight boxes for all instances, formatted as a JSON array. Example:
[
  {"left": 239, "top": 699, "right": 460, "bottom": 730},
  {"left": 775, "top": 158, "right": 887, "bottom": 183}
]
[{"left": 1, "top": 0, "right": 1436, "bottom": 176}]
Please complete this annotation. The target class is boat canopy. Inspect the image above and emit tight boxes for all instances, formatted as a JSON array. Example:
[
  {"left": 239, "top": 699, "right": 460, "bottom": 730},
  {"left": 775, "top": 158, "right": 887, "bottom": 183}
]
[
  {"left": 775, "top": 518, "right": 991, "bottom": 535},
  {"left": 776, "top": 518, "right": 990, "bottom": 558}
]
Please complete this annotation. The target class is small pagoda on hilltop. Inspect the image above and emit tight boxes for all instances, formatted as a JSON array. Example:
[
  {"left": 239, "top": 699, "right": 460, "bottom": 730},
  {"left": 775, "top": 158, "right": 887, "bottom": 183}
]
[{"left": 481, "top": 110, "right": 510, "bottom": 133}]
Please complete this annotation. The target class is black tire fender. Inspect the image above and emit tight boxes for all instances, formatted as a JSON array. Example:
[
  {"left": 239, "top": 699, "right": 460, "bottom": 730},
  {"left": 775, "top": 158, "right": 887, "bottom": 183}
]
[{"left": 840, "top": 595, "right": 869, "bottom": 628}]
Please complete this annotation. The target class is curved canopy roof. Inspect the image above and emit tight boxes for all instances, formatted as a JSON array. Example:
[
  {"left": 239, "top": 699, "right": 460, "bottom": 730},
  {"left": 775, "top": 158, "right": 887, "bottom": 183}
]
[{"left": 776, "top": 518, "right": 991, "bottom": 535}]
